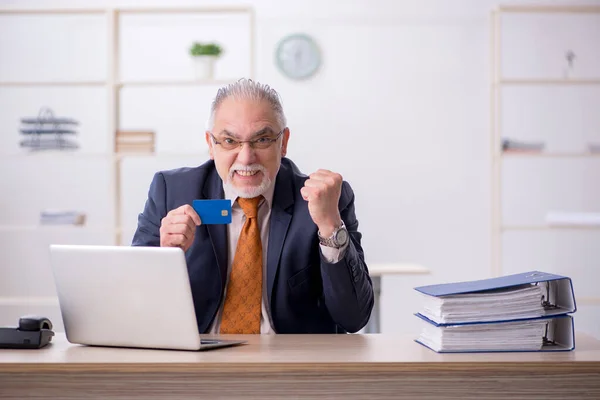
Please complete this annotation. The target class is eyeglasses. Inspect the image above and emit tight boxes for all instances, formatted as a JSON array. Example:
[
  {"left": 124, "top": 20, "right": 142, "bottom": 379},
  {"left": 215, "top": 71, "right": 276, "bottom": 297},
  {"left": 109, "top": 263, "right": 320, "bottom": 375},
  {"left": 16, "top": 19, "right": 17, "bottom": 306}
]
[{"left": 209, "top": 129, "right": 284, "bottom": 151}]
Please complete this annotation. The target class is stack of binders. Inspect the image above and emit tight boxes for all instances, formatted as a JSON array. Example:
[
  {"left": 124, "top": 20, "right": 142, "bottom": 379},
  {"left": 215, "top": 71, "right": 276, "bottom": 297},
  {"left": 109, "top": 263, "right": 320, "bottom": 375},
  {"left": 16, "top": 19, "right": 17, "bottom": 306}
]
[{"left": 414, "top": 271, "right": 577, "bottom": 353}]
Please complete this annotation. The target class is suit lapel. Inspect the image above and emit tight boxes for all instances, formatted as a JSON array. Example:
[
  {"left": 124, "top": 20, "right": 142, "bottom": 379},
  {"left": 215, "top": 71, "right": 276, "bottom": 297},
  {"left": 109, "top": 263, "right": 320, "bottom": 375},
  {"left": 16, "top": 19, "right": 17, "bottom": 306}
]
[
  {"left": 202, "top": 166, "right": 228, "bottom": 289},
  {"left": 267, "top": 165, "right": 294, "bottom": 306}
]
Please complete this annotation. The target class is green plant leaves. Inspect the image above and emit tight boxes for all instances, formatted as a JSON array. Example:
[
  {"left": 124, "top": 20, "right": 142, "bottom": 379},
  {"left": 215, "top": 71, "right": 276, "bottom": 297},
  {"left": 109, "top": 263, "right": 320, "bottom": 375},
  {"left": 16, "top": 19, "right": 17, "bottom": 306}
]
[{"left": 190, "top": 42, "right": 223, "bottom": 57}]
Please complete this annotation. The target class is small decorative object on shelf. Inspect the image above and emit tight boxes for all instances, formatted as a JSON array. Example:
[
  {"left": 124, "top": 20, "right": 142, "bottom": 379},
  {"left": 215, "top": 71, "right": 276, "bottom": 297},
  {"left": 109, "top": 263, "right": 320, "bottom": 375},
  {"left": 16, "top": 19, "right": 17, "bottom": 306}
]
[
  {"left": 115, "top": 130, "right": 155, "bottom": 154},
  {"left": 501, "top": 138, "right": 545, "bottom": 154},
  {"left": 189, "top": 42, "right": 223, "bottom": 80},
  {"left": 588, "top": 142, "right": 600, "bottom": 154},
  {"left": 563, "top": 50, "right": 576, "bottom": 79},
  {"left": 19, "top": 107, "right": 79, "bottom": 151},
  {"left": 40, "top": 210, "right": 86, "bottom": 226}
]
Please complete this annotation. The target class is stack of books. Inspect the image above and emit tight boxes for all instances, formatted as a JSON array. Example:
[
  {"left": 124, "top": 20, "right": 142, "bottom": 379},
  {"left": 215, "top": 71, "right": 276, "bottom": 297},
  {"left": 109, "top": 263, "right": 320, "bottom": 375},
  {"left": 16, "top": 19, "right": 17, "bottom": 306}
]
[
  {"left": 40, "top": 210, "right": 86, "bottom": 226},
  {"left": 414, "top": 271, "right": 577, "bottom": 353},
  {"left": 115, "top": 130, "right": 155, "bottom": 154}
]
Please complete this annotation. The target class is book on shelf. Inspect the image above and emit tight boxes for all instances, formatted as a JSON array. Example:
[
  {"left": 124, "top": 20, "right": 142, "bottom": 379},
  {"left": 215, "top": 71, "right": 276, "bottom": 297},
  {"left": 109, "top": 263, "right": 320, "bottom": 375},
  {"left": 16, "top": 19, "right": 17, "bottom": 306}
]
[
  {"left": 40, "top": 210, "right": 86, "bottom": 226},
  {"left": 546, "top": 211, "right": 600, "bottom": 227},
  {"left": 501, "top": 138, "right": 545, "bottom": 153},
  {"left": 414, "top": 271, "right": 576, "bottom": 353},
  {"left": 115, "top": 130, "right": 155, "bottom": 154}
]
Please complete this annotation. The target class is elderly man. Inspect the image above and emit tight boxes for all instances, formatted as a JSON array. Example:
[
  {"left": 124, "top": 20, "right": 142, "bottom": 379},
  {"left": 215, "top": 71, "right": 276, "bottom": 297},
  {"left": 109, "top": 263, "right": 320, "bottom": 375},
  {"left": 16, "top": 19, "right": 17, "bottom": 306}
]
[{"left": 132, "top": 79, "right": 373, "bottom": 334}]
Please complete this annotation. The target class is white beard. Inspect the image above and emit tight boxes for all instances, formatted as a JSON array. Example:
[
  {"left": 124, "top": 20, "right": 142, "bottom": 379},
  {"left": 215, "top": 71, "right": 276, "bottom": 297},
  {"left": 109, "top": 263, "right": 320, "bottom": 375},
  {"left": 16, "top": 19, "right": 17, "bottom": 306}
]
[{"left": 224, "top": 163, "right": 273, "bottom": 199}]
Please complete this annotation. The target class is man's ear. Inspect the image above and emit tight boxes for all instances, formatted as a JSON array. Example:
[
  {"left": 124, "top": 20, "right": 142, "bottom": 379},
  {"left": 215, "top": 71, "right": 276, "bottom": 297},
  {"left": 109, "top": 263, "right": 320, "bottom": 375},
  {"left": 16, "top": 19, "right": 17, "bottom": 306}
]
[
  {"left": 205, "top": 132, "right": 214, "bottom": 160},
  {"left": 281, "top": 128, "right": 290, "bottom": 158}
]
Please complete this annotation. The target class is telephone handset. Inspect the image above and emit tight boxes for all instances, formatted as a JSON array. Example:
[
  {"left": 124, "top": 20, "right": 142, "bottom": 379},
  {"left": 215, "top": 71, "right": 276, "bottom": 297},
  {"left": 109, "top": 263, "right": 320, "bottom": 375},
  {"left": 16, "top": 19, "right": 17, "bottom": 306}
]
[{"left": 0, "top": 316, "right": 55, "bottom": 349}]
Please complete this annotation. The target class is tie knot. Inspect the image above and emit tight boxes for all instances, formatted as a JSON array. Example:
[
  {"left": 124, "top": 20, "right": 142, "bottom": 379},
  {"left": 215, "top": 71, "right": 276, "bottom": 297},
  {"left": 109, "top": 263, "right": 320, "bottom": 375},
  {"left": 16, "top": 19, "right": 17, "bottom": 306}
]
[{"left": 237, "top": 196, "right": 261, "bottom": 218}]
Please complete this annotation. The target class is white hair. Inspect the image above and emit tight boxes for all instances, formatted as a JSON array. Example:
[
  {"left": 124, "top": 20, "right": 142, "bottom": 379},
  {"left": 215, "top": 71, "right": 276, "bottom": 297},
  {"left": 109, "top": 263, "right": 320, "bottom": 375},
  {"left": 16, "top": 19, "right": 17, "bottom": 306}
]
[{"left": 206, "top": 78, "right": 287, "bottom": 131}]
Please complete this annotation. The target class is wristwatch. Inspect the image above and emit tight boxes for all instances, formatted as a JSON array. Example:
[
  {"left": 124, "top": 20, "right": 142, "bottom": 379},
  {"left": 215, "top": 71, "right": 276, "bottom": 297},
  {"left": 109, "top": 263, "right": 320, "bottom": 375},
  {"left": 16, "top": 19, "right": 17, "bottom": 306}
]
[{"left": 318, "top": 221, "right": 349, "bottom": 249}]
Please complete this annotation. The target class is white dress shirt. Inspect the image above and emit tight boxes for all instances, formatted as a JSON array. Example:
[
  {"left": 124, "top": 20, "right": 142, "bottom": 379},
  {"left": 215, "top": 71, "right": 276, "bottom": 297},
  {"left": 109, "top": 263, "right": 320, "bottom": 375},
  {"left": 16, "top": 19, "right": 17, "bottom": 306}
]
[{"left": 208, "top": 181, "right": 348, "bottom": 334}]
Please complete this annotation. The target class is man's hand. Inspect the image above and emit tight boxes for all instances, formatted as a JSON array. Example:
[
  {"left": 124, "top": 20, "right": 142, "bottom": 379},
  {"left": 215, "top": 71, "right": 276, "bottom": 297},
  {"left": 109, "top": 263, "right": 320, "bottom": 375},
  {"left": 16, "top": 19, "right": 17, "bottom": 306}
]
[
  {"left": 300, "top": 169, "right": 343, "bottom": 237},
  {"left": 160, "top": 205, "right": 201, "bottom": 252}
]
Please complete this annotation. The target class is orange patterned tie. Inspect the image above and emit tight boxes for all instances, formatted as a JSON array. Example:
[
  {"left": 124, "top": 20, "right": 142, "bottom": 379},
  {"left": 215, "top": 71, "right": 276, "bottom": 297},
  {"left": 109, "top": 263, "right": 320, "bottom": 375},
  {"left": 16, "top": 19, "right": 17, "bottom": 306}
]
[{"left": 220, "top": 196, "right": 263, "bottom": 334}]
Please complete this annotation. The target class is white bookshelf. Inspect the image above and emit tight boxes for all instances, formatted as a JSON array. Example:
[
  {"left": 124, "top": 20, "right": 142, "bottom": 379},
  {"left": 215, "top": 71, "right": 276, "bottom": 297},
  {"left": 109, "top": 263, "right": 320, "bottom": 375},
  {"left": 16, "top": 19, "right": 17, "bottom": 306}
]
[
  {"left": 491, "top": 5, "right": 600, "bottom": 309},
  {"left": 0, "top": 6, "right": 256, "bottom": 245}
]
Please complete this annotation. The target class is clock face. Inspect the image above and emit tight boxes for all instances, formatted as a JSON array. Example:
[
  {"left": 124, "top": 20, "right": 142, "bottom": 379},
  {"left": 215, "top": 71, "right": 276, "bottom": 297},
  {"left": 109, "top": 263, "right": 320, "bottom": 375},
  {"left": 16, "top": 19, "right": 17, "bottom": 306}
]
[{"left": 275, "top": 34, "right": 321, "bottom": 80}]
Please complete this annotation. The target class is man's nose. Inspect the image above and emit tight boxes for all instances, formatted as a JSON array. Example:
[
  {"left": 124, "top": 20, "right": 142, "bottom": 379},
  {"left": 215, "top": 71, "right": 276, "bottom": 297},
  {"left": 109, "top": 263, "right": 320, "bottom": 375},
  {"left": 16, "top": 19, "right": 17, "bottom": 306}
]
[{"left": 236, "top": 142, "right": 256, "bottom": 164}]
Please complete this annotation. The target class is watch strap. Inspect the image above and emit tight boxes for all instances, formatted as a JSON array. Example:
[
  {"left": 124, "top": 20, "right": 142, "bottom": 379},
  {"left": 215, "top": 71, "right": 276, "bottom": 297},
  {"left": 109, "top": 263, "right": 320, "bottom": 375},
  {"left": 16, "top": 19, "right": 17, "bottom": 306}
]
[{"left": 318, "top": 221, "right": 346, "bottom": 248}]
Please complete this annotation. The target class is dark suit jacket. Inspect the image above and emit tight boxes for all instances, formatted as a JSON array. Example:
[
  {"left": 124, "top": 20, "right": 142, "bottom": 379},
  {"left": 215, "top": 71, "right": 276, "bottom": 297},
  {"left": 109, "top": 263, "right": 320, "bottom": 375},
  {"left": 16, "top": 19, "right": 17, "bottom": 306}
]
[{"left": 132, "top": 157, "right": 374, "bottom": 333}]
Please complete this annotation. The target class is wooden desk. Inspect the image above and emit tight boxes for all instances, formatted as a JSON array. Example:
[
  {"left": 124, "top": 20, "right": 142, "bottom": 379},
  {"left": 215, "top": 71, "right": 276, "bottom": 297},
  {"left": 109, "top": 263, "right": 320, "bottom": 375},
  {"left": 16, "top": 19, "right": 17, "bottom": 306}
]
[{"left": 1, "top": 333, "right": 599, "bottom": 399}]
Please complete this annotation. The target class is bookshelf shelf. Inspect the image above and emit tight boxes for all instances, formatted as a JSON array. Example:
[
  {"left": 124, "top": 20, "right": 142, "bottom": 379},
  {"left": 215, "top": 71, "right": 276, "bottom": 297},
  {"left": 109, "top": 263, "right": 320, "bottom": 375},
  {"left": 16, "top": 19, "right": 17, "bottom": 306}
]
[
  {"left": 117, "top": 6, "right": 253, "bottom": 14},
  {"left": 0, "top": 225, "right": 115, "bottom": 232},
  {"left": 497, "top": 5, "right": 600, "bottom": 13},
  {"left": 0, "top": 6, "right": 252, "bottom": 15},
  {"left": 0, "top": 81, "right": 107, "bottom": 87},
  {"left": 117, "top": 152, "right": 208, "bottom": 159},
  {"left": 497, "top": 79, "right": 600, "bottom": 86},
  {"left": 1, "top": 153, "right": 113, "bottom": 159},
  {"left": 117, "top": 80, "right": 237, "bottom": 88},
  {"left": 501, "top": 225, "right": 600, "bottom": 231},
  {"left": 500, "top": 152, "right": 600, "bottom": 159},
  {"left": 1, "top": 153, "right": 208, "bottom": 162},
  {"left": 0, "top": 9, "right": 106, "bottom": 14}
]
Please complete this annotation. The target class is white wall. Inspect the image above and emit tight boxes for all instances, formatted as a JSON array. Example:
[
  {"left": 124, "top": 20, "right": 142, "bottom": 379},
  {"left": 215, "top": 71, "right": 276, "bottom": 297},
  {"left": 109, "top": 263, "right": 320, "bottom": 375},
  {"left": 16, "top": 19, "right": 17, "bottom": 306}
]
[{"left": 1, "top": 0, "right": 599, "bottom": 339}]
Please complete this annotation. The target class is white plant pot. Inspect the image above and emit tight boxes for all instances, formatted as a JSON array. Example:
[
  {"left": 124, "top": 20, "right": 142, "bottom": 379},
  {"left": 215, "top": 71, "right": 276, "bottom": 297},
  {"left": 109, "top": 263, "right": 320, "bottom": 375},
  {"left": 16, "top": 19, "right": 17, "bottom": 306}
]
[{"left": 193, "top": 55, "right": 218, "bottom": 80}]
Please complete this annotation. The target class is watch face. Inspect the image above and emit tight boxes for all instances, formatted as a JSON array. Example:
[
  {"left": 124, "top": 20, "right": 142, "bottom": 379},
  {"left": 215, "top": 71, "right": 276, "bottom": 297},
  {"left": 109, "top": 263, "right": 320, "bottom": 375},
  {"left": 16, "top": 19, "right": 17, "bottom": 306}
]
[
  {"left": 275, "top": 34, "right": 321, "bottom": 80},
  {"left": 335, "top": 228, "right": 349, "bottom": 246}
]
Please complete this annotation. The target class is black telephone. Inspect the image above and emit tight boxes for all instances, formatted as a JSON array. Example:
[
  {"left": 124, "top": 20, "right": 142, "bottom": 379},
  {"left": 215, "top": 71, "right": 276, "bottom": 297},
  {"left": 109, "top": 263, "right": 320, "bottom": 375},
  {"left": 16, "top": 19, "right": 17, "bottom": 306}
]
[{"left": 0, "top": 316, "right": 55, "bottom": 349}]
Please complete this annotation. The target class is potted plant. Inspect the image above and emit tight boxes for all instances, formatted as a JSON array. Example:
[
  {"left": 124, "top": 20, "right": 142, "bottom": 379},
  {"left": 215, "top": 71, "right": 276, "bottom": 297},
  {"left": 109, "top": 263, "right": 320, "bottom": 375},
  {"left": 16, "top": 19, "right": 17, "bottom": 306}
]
[{"left": 189, "top": 42, "right": 223, "bottom": 80}]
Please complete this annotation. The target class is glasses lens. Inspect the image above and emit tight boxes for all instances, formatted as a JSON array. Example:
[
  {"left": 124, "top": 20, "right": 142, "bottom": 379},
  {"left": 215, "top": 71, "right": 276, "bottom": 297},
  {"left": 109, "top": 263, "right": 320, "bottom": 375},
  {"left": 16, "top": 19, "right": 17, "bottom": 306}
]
[
  {"left": 216, "top": 136, "right": 239, "bottom": 150},
  {"left": 253, "top": 139, "right": 274, "bottom": 149},
  {"left": 253, "top": 132, "right": 282, "bottom": 149}
]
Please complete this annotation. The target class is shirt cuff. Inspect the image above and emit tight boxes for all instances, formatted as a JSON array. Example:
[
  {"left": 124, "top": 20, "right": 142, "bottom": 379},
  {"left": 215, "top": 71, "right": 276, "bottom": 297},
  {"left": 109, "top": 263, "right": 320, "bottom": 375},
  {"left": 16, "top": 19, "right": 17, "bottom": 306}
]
[{"left": 320, "top": 241, "right": 349, "bottom": 264}]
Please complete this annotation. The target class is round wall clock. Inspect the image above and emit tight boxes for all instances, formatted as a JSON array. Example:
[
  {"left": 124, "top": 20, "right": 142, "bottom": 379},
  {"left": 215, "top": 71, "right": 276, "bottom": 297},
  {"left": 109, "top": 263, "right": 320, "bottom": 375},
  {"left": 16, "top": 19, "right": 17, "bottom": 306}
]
[{"left": 275, "top": 34, "right": 321, "bottom": 80}]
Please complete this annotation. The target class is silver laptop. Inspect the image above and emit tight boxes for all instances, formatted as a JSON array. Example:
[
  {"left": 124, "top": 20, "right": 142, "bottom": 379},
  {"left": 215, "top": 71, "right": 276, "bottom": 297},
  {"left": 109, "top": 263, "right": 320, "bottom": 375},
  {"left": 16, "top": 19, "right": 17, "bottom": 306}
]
[{"left": 49, "top": 244, "right": 246, "bottom": 351}]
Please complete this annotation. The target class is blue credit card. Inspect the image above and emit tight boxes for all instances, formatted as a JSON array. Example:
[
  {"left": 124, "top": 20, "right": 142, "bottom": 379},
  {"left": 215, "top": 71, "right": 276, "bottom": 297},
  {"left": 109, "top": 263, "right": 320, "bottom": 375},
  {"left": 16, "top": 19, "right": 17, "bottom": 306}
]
[{"left": 192, "top": 199, "right": 232, "bottom": 225}]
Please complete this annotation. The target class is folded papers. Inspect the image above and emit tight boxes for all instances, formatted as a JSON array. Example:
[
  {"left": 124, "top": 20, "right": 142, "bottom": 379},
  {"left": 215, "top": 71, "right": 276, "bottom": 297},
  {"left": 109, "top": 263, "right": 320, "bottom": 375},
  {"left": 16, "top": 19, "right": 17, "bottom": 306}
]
[{"left": 417, "top": 284, "right": 545, "bottom": 325}]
